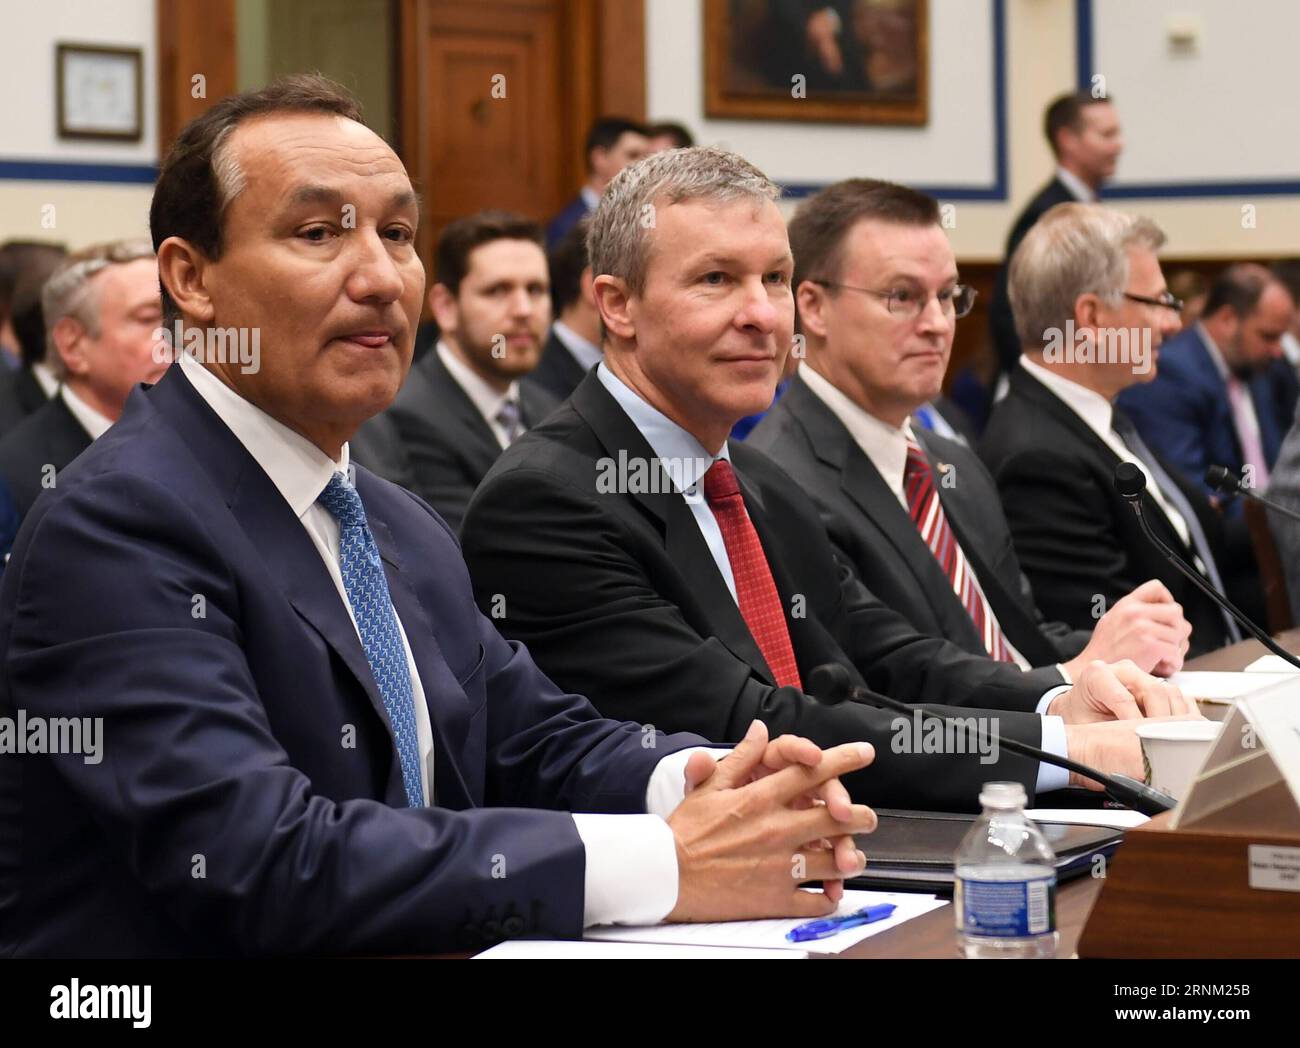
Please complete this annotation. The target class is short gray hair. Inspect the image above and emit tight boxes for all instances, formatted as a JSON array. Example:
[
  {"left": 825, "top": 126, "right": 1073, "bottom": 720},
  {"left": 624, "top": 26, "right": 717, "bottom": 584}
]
[
  {"left": 41, "top": 238, "right": 155, "bottom": 378},
  {"left": 1009, "top": 202, "right": 1166, "bottom": 349},
  {"left": 587, "top": 146, "right": 780, "bottom": 294}
]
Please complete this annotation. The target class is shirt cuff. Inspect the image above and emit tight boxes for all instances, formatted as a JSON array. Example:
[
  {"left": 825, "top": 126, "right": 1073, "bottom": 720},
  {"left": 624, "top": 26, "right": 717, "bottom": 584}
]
[
  {"left": 1055, "top": 662, "right": 1071, "bottom": 685},
  {"left": 644, "top": 745, "right": 728, "bottom": 817},
  {"left": 1035, "top": 714, "right": 1070, "bottom": 795},
  {"left": 573, "top": 814, "right": 679, "bottom": 927},
  {"left": 1036, "top": 683, "right": 1071, "bottom": 715}
]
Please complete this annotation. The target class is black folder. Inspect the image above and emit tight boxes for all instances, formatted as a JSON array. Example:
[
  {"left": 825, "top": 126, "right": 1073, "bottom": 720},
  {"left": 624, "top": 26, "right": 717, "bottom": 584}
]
[{"left": 847, "top": 809, "right": 1126, "bottom": 896}]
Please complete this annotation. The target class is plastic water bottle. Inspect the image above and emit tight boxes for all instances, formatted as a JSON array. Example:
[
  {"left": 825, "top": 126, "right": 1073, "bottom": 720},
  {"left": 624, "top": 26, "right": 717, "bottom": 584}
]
[{"left": 954, "top": 782, "right": 1058, "bottom": 959}]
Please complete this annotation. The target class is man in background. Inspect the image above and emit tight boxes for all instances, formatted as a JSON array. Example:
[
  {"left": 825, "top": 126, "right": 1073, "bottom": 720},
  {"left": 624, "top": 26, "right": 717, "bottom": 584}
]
[
  {"left": 0, "top": 240, "right": 68, "bottom": 433},
  {"left": 0, "top": 239, "right": 167, "bottom": 521},
  {"left": 646, "top": 121, "right": 694, "bottom": 153},
  {"left": 1118, "top": 263, "right": 1297, "bottom": 507},
  {"left": 546, "top": 117, "right": 649, "bottom": 249},
  {"left": 532, "top": 218, "right": 601, "bottom": 401},
  {"left": 989, "top": 92, "right": 1123, "bottom": 385},
  {"left": 751, "top": 178, "right": 1192, "bottom": 679},
  {"left": 353, "top": 211, "right": 557, "bottom": 530}
]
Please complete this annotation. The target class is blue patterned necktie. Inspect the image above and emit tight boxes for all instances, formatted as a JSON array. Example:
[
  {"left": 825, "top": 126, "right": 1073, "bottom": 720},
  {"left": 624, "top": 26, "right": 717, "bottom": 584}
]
[{"left": 317, "top": 471, "right": 425, "bottom": 806}]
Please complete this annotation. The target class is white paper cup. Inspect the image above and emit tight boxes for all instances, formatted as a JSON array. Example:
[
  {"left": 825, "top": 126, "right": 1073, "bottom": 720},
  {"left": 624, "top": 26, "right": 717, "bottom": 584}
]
[{"left": 1134, "top": 721, "right": 1223, "bottom": 800}]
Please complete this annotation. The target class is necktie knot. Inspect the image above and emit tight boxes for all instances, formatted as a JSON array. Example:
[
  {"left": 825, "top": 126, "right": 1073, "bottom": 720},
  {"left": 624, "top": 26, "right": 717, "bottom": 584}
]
[
  {"left": 496, "top": 398, "right": 522, "bottom": 444},
  {"left": 317, "top": 471, "right": 367, "bottom": 530},
  {"left": 702, "top": 458, "right": 741, "bottom": 504}
]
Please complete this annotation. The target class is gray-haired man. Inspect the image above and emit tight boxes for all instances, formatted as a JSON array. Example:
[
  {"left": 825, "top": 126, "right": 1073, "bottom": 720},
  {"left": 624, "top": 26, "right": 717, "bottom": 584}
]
[
  {"left": 0, "top": 239, "right": 168, "bottom": 520},
  {"left": 463, "top": 148, "right": 1196, "bottom": 815}
]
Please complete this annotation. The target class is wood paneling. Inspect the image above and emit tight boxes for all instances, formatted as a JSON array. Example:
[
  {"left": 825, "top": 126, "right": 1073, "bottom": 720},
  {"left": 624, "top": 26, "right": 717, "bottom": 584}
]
[{"left": 157, "top": 0, "right": 238, "bottom": 154}]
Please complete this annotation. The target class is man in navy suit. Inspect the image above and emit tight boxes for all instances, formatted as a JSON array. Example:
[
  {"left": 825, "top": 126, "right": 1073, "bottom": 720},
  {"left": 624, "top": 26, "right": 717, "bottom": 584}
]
[
  {"left": 1117, "top": 263, "right": 1298, "bottom": 510},
  {"left": 546, "top": 117, "right": 649, "bottom": 250},
  {"left": 0, "top": 75, "right": 874, "bottom": 958},
  {"left": 989, "top": 93, "right": 1123, "bottom": 383}
]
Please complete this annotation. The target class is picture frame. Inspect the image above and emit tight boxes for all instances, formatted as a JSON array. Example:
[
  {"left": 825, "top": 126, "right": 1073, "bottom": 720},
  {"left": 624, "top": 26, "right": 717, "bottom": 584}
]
[
  {"left": 56, "top": 42, "right": 144, "bottom": 142},
  {"left": 704, "top": 0, "right": 928, "bottom": 126}
]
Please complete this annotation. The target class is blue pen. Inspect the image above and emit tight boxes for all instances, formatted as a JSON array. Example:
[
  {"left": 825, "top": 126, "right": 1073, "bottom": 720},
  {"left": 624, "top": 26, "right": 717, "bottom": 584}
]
[{"left": 786, "top": 903, "right": 897, "bottom": 943}]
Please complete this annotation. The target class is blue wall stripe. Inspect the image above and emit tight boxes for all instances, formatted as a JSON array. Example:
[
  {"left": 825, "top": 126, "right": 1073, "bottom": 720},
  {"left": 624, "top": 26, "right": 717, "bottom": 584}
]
[{"left": 0, "top": 159, "right": 158, "bottom": 184}]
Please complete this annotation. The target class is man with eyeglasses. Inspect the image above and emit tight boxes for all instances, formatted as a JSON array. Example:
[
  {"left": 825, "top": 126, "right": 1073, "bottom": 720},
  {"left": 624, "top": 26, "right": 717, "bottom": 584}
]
[
  {"left": 462, "top": 151, "right": 1200, "bottom": 815},
  {"left": 981, "top": 202, "right": 1253, "bottom": 655},
  {"left": 750, "top": 179, "right": 1192, "bottom": 680}
]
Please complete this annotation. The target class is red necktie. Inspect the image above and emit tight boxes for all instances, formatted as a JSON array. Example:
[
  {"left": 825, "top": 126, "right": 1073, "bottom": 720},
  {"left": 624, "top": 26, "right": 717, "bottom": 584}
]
[
  {"left": 702, "top": 460, "right": 803, "bottom": 689},
  {"left": 903, "top": 440, "right": 1016, "bottom": 663}
]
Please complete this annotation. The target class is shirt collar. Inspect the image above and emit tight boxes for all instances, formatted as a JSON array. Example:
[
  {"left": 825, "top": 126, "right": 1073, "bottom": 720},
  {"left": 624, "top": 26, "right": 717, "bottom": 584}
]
[
  {"left": 798, "top": 362, "right": 915, "bottom": 493},
  {"left": 177, "top": 352, "right": 346, "bottom": 519},
  {"left": 437, "top": 340, "right": 520, "bottom": 426},
  {"left": 59, "top": 383, "right": 115, "bottom": 440},
  {"left": 580, "top": 184, "right": 601, "bottom": 211},
  {"left": 595, "top": 361, "right": 729, "bottom": 494},
  {"left": 1055, "top": 165, "right": 1098, "bottom": 203},
  {"left": 32, "top": 360, "right": 59, "bottom": 399},
  {"left": 1019, "top": 354, "right": 1115, "bottom": 438},
  {"left": 552, "top": 320, "right": 603, "bottom": 372}
]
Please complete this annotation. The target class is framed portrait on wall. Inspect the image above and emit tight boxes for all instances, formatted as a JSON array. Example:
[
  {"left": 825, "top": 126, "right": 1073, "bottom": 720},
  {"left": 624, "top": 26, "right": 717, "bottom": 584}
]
[
  {"left": 56, "top": 43, "right": 144, "bottom": 142},
  {"left": 705, "top": 0, "right": 928, "bottom": 125}
]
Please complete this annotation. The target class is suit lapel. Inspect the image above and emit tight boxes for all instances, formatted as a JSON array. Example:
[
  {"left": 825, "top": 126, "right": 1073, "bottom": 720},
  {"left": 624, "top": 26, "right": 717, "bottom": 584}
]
[
  {"left": 416, "top": 351, "right": 501, "bottom": 473},
  {"left": 571, "top": 375, "right": 776, "bottom": 683}
]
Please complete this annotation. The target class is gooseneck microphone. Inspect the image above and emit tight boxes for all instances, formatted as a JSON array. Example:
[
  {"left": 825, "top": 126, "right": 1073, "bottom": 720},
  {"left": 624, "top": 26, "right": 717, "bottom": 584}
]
[
  {"left": 1114, "top": 462, "right": 1300, "bottom": 670},
  {"left": 1205, "top": 464, "right": 1300, "bottom": 525},
  {"left": 805, "top": 662, "right": 1176, "bottom": 816}
]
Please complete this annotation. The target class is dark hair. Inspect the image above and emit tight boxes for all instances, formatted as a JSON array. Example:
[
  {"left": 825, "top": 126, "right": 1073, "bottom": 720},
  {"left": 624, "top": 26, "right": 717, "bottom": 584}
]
[
  {"left": 646, "top": 121, "right": 694, "bottom": 149},
  {"left": 149, "top": 73, "right": 365, "bottom": 325},
  {"left": 1044, "top": 91, "right": 1114, "bottom": 156},
  {"left": 549, "top": 217, "right": 590, "bottom": 314},
  {"left": 434, "top": 211, "right": 545, "bottom": 296},
  {"left": 585, "top": 117, "right": 649, "bottom": 170},
  {"left": 0, "top": 240, "right": 69, "bottom": 366},
  {"left": 1203, "top": 262, "right": 1278, "bottom": 318},
  {"left": 787, "top": 178, "right": 941, "bottom": 291}
]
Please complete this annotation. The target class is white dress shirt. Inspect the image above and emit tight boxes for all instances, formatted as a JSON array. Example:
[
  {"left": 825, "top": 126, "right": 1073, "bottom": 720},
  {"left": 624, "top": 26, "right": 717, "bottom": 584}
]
[
  {"left": 60, "top": 383, "right": 114, "bottom": 440},
  {"left": 601, "top": 361, "right": 1071, "bottom": 792},
  {"left": 437, "top": 341, "right": 522, "bottom": 449},
  {"left": 177, "top": 353, "right": 698, "bottom": 927},
  {"left": 32, "top": 360, "right": 59, "bottom": 399},
  {"left": 552, "top": 320, "right": 603, "bottom": 373},
  {"left": 1055, "top": 165, "right": 1098, "bottom": 203},
  {"left": 1019, "top": 356, "right": 1199, "bottom": 558}
]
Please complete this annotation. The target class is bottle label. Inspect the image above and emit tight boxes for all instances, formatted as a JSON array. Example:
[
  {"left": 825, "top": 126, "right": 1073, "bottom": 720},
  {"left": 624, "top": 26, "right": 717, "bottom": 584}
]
[{"left": 955, "top": 874, "right": 1056, "bottom": 937}]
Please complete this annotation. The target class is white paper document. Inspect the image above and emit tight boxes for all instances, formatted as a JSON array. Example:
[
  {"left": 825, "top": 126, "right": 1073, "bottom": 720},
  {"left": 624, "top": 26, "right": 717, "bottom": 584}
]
[
  {"left": 584, "top": 889, "right": 947, "bottom": 955},
  {"left": 474, "top": 940, "right": 807, "bottom": 959},
  {"left": 1025, "top": 808, "right": 1149, "bottom": 829},
  {"left": 1168, "top": 670, "right": 1299, "bottom": 701},
  {"left": 1242, "top": 655, "right": 1300, "bottom": 674}
]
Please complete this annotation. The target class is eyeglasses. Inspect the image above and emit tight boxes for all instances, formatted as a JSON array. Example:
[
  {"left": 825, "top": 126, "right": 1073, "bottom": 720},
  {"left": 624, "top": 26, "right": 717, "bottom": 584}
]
[
  {"left": 1123, "top": 290, "right": 1184, "bottom": 313},
  {"left": 811, "top": 280, "right": 978, "bottom": 319}
]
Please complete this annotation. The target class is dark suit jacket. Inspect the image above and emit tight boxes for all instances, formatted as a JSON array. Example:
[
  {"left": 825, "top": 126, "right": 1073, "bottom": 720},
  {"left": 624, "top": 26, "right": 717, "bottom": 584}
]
[
  {"left": 0, "top": 367, "right": 50, "bottom": 437},
  {"left": 989, "top": 178, "right": 1076, "bottom": 376},
  {"left": 546, "top": 194, "right": 592, "bottom": 251},
  {"left": 461, "top": 373, "right": 1069, "bottom": 814},
  {"left": 1115, "top": 324, "right": 1296, "bottom": 509},
  {"left": 749, "top": 375, "right": 1090, "bottom": 668},
  {"left": 0, "top": 392, "right": 92, "bottom": 518},
  {"left": 530, "top": 329, "right": 590, "bottom": 402},
  {"left": 0, "top": 364, "right": 704, "bottom": 957},
  {"left": 979, "top": 366, "right": 1234, "bottom": 654},
  {"left": 351, "top": 350, "right": 560, "bottom": 533}
]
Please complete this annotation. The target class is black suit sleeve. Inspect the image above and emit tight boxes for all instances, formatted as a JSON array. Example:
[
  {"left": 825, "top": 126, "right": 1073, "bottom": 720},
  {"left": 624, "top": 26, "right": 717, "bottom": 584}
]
[{"left": 462, "top": 466, "right": 1047, "bottom": 812}]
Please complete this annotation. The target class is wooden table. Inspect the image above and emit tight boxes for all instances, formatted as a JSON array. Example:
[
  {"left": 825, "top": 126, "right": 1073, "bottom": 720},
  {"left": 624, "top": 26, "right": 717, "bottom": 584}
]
[{"left": 833, "top": 629, "right": 1300, "bottom": 959}]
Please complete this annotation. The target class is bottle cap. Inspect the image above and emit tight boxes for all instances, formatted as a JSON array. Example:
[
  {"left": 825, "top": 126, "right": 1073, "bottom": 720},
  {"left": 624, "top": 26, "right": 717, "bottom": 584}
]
[{"left": 979, "top": 781, "right": 1027, "bottom": 810}]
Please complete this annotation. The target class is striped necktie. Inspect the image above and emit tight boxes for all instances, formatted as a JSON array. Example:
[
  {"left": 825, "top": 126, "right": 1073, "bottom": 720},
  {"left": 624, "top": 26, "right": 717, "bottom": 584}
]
[{"left": 903, "top": 439, "right": 1016, "bottom": 662}]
